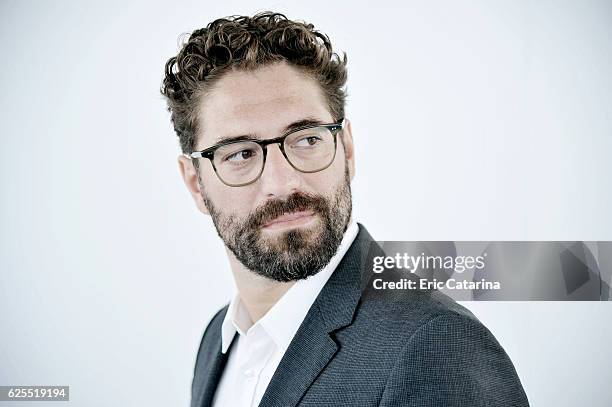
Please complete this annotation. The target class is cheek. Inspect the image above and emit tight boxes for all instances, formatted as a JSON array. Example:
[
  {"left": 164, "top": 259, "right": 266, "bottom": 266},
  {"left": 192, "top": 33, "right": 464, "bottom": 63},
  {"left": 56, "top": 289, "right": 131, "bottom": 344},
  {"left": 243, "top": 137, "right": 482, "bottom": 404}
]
[
  {"left": 207, "top": 184, "right": 259, "bottom": 217},
  {"left": 198, "top": 163, "right": 246, "bottom": 210},
  {"left": 308, "top": 159, "right": 346, "bottom": 195},
  {"left": 299, "top": 141, "right": 347, "bottom": 194}
]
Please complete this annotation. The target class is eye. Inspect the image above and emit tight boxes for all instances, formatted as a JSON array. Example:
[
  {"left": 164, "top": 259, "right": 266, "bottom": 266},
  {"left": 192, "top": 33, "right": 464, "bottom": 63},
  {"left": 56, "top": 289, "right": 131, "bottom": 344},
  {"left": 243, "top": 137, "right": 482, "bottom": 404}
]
[
  {"left": 294, "top": 136, "right": 322, "bottom": 147},
  {"left": 225, "top": 148, "right": 257, "bottom": 163}
]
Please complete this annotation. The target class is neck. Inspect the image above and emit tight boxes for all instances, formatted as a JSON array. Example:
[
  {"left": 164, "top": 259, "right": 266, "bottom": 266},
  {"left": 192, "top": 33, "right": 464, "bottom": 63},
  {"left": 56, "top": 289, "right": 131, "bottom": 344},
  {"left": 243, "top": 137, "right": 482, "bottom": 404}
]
[{"left": 225, "top": 247, "right": 295, "bottom": 323}]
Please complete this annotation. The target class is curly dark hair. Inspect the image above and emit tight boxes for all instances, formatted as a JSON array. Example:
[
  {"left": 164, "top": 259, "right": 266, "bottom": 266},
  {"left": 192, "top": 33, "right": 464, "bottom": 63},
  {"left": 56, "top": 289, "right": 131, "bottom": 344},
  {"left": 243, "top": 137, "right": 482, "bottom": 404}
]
[{"left": 160, "top": 11, "right": 348, "bottom": 154}]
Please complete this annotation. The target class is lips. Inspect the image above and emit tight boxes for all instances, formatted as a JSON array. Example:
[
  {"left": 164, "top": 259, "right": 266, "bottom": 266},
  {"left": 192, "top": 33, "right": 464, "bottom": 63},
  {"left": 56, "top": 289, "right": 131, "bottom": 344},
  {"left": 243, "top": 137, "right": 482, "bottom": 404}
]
[{"left": 262, "top": 210, "right": 315, "bottom": 228}]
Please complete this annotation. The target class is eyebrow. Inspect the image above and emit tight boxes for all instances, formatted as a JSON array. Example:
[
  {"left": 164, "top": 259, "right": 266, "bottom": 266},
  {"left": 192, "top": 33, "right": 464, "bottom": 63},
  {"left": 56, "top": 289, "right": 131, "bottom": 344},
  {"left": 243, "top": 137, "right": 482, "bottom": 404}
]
[{"left": 211, "top": 117, "right": 327, "bottom": 145}]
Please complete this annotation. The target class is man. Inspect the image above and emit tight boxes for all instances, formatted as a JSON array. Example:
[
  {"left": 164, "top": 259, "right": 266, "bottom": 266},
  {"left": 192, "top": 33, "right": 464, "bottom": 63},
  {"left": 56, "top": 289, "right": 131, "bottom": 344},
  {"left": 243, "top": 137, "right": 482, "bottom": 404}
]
[{"left": 161, "top": 12, "right": 530, "bottom": 407}]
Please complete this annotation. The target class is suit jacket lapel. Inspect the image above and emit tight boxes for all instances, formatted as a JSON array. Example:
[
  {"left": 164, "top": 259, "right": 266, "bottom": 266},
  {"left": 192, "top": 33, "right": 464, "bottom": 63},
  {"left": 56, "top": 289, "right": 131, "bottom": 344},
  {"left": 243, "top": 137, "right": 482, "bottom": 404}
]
[
  {"left": 193, "top": 332, "right": 236, "bottom": 407},
  {"left": 256, "top": 303, "right": 340, "bottom": 407},
  {"left": 258, "top": 223, "right": 382, "bottom": 407}
]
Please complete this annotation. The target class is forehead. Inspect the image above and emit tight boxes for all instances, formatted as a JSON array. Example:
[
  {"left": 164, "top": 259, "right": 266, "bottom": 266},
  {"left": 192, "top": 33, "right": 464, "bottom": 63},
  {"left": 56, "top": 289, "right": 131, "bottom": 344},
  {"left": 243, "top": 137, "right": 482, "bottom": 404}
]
[{"left": 196, "top": 62, "right": 332, "bottom": 148}]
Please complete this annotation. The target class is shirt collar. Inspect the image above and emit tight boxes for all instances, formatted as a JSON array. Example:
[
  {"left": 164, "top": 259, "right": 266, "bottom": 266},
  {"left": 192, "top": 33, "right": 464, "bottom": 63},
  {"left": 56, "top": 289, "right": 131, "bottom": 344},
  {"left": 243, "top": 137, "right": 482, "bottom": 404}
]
[{"left": 220, "top": 221, "right": 359, "bottom": 353}]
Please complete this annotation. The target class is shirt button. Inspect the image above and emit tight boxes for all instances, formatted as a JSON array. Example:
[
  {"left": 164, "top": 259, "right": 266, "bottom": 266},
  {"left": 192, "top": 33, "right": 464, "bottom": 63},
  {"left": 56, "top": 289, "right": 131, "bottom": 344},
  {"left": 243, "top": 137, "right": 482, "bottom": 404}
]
[{"left": 244, "top": 369, "right": 256, "bottom": 379}]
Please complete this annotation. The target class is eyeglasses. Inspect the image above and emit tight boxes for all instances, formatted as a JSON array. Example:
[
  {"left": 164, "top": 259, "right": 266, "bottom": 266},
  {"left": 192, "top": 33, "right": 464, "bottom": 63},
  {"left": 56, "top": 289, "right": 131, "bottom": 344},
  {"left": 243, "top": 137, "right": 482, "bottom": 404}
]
[{"left": 188, "top": 119, "right": 345, "bottom": 187}]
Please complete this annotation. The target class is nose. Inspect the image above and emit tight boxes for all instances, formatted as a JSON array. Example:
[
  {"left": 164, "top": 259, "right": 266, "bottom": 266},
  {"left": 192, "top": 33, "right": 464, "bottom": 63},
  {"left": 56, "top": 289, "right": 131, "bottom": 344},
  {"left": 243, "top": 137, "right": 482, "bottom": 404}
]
[{"left": 258, "top": 144, "right": 302, "bottom": 199}]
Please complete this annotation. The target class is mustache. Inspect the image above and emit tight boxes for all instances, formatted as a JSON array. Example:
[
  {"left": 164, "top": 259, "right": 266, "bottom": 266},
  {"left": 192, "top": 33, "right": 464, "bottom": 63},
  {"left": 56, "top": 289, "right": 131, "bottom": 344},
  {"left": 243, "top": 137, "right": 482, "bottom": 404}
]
[{"left": 247, "top": 192, "right": 328, "bottom": 228}]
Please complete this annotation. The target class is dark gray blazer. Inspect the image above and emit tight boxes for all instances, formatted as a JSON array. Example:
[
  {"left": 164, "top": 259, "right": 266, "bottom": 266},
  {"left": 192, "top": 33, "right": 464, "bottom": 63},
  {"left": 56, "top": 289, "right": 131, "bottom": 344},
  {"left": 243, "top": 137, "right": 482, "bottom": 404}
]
[{"left": 191, "top": 224, "right": 530, "bottom": 406}]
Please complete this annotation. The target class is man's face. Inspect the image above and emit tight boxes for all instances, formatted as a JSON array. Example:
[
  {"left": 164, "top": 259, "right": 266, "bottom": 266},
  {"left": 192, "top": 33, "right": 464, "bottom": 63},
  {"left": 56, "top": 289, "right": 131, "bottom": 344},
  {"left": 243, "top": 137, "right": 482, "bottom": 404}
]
[{"left": 178, "top": 61, "right": 355, "bottom": 282}]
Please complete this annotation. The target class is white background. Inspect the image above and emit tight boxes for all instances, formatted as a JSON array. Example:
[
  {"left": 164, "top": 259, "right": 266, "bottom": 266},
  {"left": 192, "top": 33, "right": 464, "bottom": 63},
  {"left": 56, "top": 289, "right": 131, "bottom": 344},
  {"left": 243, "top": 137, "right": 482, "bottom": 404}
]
[{"left": 1, "top": 0, "right": 611, "bottom": 406}]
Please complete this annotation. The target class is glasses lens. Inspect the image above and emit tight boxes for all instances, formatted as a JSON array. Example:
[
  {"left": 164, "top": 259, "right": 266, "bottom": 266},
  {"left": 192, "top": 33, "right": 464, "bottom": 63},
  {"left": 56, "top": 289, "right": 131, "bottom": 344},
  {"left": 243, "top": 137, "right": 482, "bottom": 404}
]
[
  {"left": 213, "top": 141, "right": 264, "bottom": 186},
  {"left": 284, "top": 126, "right": 336, "bottom": 172}
]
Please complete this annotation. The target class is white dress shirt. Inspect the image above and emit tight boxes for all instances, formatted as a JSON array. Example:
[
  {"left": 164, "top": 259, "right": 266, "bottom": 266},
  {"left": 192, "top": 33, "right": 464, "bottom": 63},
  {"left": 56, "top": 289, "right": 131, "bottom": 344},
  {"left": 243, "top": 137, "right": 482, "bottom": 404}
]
[{"left": 211, "top": 221, "right": 359, "bottom": 407}]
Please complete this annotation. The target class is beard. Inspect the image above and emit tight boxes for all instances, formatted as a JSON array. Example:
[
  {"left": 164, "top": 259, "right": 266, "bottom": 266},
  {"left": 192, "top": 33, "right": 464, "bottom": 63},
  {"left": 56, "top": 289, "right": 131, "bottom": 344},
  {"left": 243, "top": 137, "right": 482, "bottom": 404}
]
[{"left": 201, "top": 165, "right": 352, "bottom": 282}]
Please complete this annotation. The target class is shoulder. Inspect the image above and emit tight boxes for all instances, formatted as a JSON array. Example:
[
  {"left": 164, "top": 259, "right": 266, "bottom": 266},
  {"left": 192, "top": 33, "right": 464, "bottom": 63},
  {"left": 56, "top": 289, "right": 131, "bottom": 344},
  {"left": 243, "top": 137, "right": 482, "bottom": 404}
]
[
  {"left": 345, "top": 285, "right": 514, "bottom": 368},
  {"left": 354, "top": 291, "right": 530, "bottom": 406},
  {"left": 354, "top": 281, "right": 482, "bottom": 341},
  {"left": 347, "top": 224, "right": 488, "bottom": 345}
]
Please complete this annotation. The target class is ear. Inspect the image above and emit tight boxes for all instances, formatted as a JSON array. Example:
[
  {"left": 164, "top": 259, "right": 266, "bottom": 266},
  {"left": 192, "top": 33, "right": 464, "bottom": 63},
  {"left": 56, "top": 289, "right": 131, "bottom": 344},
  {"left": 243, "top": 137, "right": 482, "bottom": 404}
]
[
  {"left": 341, "top": 118, "right": 356, "bottom": 181},
  {"left": 178, "top": 155, "right": 210, "bottom": 215}
]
